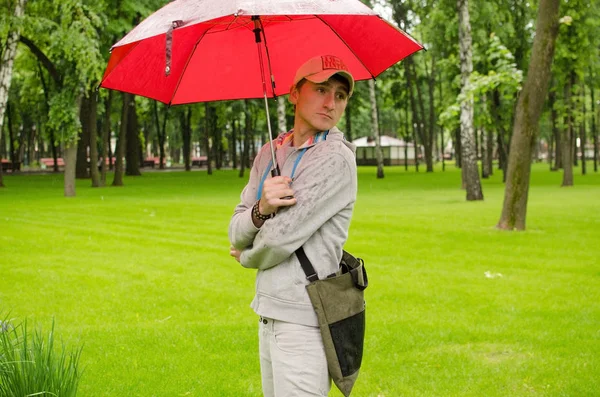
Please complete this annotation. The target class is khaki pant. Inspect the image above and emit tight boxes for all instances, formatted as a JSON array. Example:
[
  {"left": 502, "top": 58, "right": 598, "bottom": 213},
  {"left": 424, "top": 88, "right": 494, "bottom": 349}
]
[{"left": 259, "top": 317, "right": 331, "bottom": 396}]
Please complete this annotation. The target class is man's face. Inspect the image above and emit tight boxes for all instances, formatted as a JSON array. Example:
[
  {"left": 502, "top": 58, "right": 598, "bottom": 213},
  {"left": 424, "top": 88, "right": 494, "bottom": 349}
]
[{"left": 290, "top": 77, "right": 349, "bottom": 134}]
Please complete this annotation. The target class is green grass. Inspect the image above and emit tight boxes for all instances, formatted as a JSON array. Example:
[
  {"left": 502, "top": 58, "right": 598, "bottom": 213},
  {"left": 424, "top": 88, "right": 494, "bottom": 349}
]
[
  {"left": 1, "top": 163, "right": 599, "bottom": 396},
  {"left": 0, "top": 316, "right": 82, "bottom": 397}
]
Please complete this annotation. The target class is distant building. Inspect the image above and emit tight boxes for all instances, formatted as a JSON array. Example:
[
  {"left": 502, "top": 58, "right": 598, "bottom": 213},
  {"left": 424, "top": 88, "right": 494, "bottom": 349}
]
[{"left": 353, "top": 136, "right": 423, "bottom": 166}]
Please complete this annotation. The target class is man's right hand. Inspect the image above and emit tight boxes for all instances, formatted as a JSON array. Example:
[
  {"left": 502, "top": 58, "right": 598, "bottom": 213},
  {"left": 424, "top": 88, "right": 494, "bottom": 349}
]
[{"left": 260, "top": 176, "right": 297, "bottom": 215}]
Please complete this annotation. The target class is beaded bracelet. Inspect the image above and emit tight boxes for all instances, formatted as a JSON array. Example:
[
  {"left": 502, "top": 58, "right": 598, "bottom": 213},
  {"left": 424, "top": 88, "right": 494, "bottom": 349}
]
[{"left": 252, "top": 200, "right": 273, "bottom": 221}]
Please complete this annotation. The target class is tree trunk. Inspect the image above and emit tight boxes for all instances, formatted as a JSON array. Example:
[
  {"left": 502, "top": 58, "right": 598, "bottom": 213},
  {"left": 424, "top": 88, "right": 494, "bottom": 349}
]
[
  {"left": 36, "top": 65, "right": 60, "bottom": 172},
  {"left": 125, "top": 96, "right": 141, "bottom": 176},
  {"left": 369, "top": 79, "right": 384, "bottom": 178},
  {"left": 27, "top": 121, "right": 36, "bottom": 167},
  {"left": 561, "top": 72, "right": 575, "bottom": 187},
  {"left": 405, "top": 72, "right": 420, "bottom": 171},
  {"left": 153, "top": 101, "right": 168, "bottom": 170},
  {"left": 100, "top": 91, "right": 112, "bottom": 185},
  {"left": 406, "top": 59, "right": 432, "bottom": 172},
  {"left": 438, "top": 75, "right": 445, "bottom": 171},
  {"left": 205, "top": 103, "right": 213, "bottom": 175},
  {"left": 481, "top": 128, "right": 489, "bottom": 178},
  {"left": 88, "top": 92, "right": 100, "bottom": 187},
  {"left": 413, "top": 122, "right": 420, "bottom": 172},
  {"left": 424, "top": 57, "right": 436, "bottom": 172},
  {"left": 112, "top": 92, "right": 131, "bottom": 186},
  {"left": 251, "top": 105, "right": 258, "bottom": 163},
  {"left": 213, "top": 109, "right": 222, "bottom": 170},
  {"left": 7, "top": 102, "right": 16, "bottom": 171},
  {"left": 592, "top": 85, "right": 600, "bottom": 172},
  {"left": 454, "top": 127, "right": 462, "bottom": 168},
  {"left": 345, "top": 101, "right": 353, "bottom": 141},
  {"left": 440, "top": 124, "right": 445, "bottom": 172},
  {"left": 591, "top": 69, "right": 598, "bottom": 173},
  {"left": 458, "top": 0, "right": 484, "bottom": 200},
  {"left": 182, "top": 108, "right": 192, "bottom": 171},
  {"left": 0, "top": 0, "right": 27, "bottom": 185},
  {"left": 497, "top": 0, "right": 560, "bottom": 230},
  {"left": 62, "top": 95, "right": 81, "bottom": 197},
  {"left": 486, "top": 128, "right": 493, "bottom": 177},
  {"left": 77, "top": 96, "right": 91, "bottom": 179},
  {"left": 19, "top": 113, "right": 30, "bottom": 168},
  {"left": 239, "top": 99, "right": 251, "bottom": 178},
  {"left": 580, "top": 83, "right": 587, "bottom": 175},
  {"left": 404, "top": 97, "right": 410, "bottom": 171},
  {"left": 232, "top": 118, "right": 239, "bottom": 169},
  {"left": 64, "top": 142, "right": 77, "bottom": 197},
  {"left": 277, "top": 96, "right": 287, "bottom": 134},
  {"left": 160, "top": 109, "right": 167, "bottom": 169},
  {"left": 549, "top": 87, "right": 561, "bottom": 170}
]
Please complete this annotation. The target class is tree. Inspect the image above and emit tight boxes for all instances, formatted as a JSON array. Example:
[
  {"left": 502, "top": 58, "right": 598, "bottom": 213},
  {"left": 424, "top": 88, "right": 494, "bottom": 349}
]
[
  {"left": 100, "top": 90, "right": 113, "bottom": 185},
  {"left": 277, "top": 96, "right": 287, "bottom": 134},
  {"left": 497, "top": 0, "right": 560, "bottom": 230},
  {"left": 125, "top": 95, "right": 141, "bottom": 176},
  {"left": 112, "top": 92, "right": 131, "bottom": 186},
  {"left": 180, "top": 107, "right": 192, "bottom": 171},
  {"left": 0, "top": 0, "right": 27, "bottom": 188},
  {"left": 369, "top": 79, "right": 385, "bottom": 178},
  {"left": 457, "top": 0, "right": 483, "bottom": 200}
]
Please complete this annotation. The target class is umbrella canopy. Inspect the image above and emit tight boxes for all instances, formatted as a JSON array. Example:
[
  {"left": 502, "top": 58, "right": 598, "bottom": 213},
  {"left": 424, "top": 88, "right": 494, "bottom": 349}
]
[{"left": 100, "top": 0, "right": 423, "bottom": 105}]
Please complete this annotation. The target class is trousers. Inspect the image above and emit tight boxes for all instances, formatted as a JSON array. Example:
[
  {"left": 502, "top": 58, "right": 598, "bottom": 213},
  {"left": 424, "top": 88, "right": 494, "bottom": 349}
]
[{"left": 258, "top": 317, "right": 331, "bottom": 397}]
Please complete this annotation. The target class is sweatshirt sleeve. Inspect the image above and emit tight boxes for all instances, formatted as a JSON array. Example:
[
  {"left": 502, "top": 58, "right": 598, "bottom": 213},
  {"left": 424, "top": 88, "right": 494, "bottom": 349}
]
[
  {"left": 239, "top": 147, "right": 356, "bottom": 270},
  {"left": 228, "top": 149, "right": 264, "bottom": 249}
]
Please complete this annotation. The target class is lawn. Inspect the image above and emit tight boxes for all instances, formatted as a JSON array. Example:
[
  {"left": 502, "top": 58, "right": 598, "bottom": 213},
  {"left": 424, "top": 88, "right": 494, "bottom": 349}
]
[{"left": 1, "top": 163, "right": 599, "bottom": 396}]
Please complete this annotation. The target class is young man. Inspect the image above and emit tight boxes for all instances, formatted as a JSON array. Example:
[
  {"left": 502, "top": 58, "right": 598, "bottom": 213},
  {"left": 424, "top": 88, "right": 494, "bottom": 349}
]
[{"left": 228, "top": 55, "right": 357, "bottom": 396}]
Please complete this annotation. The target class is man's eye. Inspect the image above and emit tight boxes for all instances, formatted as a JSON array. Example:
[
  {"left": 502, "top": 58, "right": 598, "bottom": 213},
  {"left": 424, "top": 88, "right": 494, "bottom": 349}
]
[{"left": 336, "top": 93, "right": 347, "bottom": 100}]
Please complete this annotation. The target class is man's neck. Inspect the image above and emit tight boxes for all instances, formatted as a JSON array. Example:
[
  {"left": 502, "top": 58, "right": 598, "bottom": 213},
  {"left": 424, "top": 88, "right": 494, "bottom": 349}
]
[{"left": 292, "top": 125, "right": 319, "bottom": 147}]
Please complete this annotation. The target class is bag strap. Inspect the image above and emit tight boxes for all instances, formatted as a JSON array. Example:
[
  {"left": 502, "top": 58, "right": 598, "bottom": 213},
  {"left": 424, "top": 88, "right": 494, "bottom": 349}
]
[
  {"left": 297, "top": 248, "right": 369, "bottom": 290},
  {"left": 295, "top": 247, "right": 319, "bottom": 282}
]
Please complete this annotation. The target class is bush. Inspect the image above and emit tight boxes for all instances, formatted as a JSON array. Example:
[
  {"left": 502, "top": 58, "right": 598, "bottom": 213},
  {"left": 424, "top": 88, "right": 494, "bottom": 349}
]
[{"left": 0, "top": 316, "right": 82, "bottom": 397}]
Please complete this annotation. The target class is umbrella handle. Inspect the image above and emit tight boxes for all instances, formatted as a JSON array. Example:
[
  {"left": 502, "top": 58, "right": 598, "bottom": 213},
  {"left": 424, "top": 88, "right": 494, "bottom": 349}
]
[{"left": 270, "top": 166, "right": 294, "bottom": 199}]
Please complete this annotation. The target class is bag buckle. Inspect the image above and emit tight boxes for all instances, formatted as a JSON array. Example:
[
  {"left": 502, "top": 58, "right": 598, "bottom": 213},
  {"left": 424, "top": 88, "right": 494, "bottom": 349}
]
[{"left": 306, "top": 272, "right": 319, "bottom": 282}]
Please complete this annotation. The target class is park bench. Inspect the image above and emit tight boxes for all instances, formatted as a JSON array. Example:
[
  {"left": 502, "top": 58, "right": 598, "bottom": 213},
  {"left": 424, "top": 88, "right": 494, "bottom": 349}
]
[
  {"left": 40, "top": 157, "right": 65, "bottom": 170},
  {"left": 143, "top": 157, "right": 164, "bottom": 168},
  {"left": 192, "top": 156, "right": 208, "bottom": 167},
  {"left": 1, "top": 159, "right": 20, "bottom": 172}
]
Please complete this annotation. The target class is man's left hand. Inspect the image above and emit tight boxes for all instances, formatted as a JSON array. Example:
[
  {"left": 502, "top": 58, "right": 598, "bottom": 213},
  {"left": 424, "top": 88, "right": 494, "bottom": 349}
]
[{"left": 230, "top": 245, "right": 242, "bottom": 263}]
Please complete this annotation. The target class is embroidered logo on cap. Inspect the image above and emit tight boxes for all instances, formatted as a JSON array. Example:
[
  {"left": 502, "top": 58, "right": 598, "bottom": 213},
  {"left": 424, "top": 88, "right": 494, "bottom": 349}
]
[{"left": 321, "top": 55, "right": 349, "bottom": 71}]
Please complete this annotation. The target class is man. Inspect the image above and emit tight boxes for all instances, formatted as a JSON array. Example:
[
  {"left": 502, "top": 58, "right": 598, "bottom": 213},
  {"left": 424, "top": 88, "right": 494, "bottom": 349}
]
[{"left": 228, "top": 55, "right": 357, "bottom": 396}]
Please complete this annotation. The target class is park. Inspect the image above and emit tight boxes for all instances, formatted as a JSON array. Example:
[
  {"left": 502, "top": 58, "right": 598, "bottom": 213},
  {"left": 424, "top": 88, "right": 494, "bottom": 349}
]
[
  {"left": 1, "top": 0, "right": 600, "bottom": 396},
  {"left": 1, "top": 165, "right": 599, "bottom": 396}
]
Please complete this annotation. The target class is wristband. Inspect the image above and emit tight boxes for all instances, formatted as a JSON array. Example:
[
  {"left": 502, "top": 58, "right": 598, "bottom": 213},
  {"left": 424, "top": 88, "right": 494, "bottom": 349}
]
[{"left": 253, "top": 200, "right": 273, "bottom": 221}]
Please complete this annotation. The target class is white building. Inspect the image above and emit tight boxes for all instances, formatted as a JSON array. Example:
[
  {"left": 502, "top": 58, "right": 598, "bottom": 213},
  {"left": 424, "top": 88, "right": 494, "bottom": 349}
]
[{"left": 353, "top": 136, "right": 422, "bottom": 166}]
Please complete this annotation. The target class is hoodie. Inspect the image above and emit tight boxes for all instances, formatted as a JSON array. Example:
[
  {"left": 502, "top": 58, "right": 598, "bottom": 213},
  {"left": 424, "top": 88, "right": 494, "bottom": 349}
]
[{"left": 228, "top": 126, "right": 357, "bottom": 326}]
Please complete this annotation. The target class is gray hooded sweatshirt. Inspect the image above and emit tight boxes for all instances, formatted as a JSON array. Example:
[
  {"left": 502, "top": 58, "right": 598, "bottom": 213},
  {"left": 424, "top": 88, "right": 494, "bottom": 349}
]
[{"left": 229, "top": 127, "right": 357, "bottom": 327}]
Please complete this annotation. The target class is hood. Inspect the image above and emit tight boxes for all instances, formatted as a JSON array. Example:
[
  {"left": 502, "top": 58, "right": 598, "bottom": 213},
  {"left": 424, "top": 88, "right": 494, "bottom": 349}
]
[{"left": 327, "top": 126, "right": 356, "bottom": 155}]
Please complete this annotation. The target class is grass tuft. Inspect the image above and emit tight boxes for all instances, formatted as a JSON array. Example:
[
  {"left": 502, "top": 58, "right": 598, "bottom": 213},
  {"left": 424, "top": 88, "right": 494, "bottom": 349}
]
[{"left": 0, "top": 315, "right": 83, "bottom": 397}]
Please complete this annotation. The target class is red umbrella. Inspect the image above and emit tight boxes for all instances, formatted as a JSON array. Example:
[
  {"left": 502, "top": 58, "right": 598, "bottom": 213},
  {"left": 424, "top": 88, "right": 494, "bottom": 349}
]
[
  {"left": 100, "top": 0, "right": 423, "bottom": 172},
  {"left": 101, "top": 0, "right": 422, "bottom": 103}
]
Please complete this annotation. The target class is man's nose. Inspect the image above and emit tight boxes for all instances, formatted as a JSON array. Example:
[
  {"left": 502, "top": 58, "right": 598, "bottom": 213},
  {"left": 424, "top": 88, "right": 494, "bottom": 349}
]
[{"left": 323, "top": 93, "right": 335, "bottom": 110}]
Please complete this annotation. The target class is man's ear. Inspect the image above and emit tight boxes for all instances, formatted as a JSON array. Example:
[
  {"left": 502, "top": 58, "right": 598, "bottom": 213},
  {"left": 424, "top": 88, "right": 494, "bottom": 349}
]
[{"left": 288, "top": 85, "right": 299, "bottom": 105}]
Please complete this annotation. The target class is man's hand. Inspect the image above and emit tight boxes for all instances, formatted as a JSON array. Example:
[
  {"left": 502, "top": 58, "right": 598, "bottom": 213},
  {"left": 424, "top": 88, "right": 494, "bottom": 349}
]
[
  {"left": 260, "top": 176, "right": 297, "bottom": 215},
  {"left": 230, "top": 245, "right": 242, "bottom": 263}
]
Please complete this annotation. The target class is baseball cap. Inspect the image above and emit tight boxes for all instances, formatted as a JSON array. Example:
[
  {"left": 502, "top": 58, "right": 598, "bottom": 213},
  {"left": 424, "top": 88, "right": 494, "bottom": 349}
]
[{"left": 292, "top": 55, "right": 355, "bottom": 96}]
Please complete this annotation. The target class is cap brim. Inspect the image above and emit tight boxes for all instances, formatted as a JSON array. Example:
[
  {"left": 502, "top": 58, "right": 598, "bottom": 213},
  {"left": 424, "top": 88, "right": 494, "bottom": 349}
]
[{"left": 305, "top": 70, "right": 354, "bottom": 96}]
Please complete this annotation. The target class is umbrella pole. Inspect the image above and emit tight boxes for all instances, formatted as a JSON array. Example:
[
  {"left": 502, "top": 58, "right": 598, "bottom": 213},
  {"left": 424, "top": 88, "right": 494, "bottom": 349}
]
[
  {"left": 253, "top": 16, "right": 280, "bottom": 177},
  {"left": 261, "top": 93, "right": 280, "bottom": 176}
]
